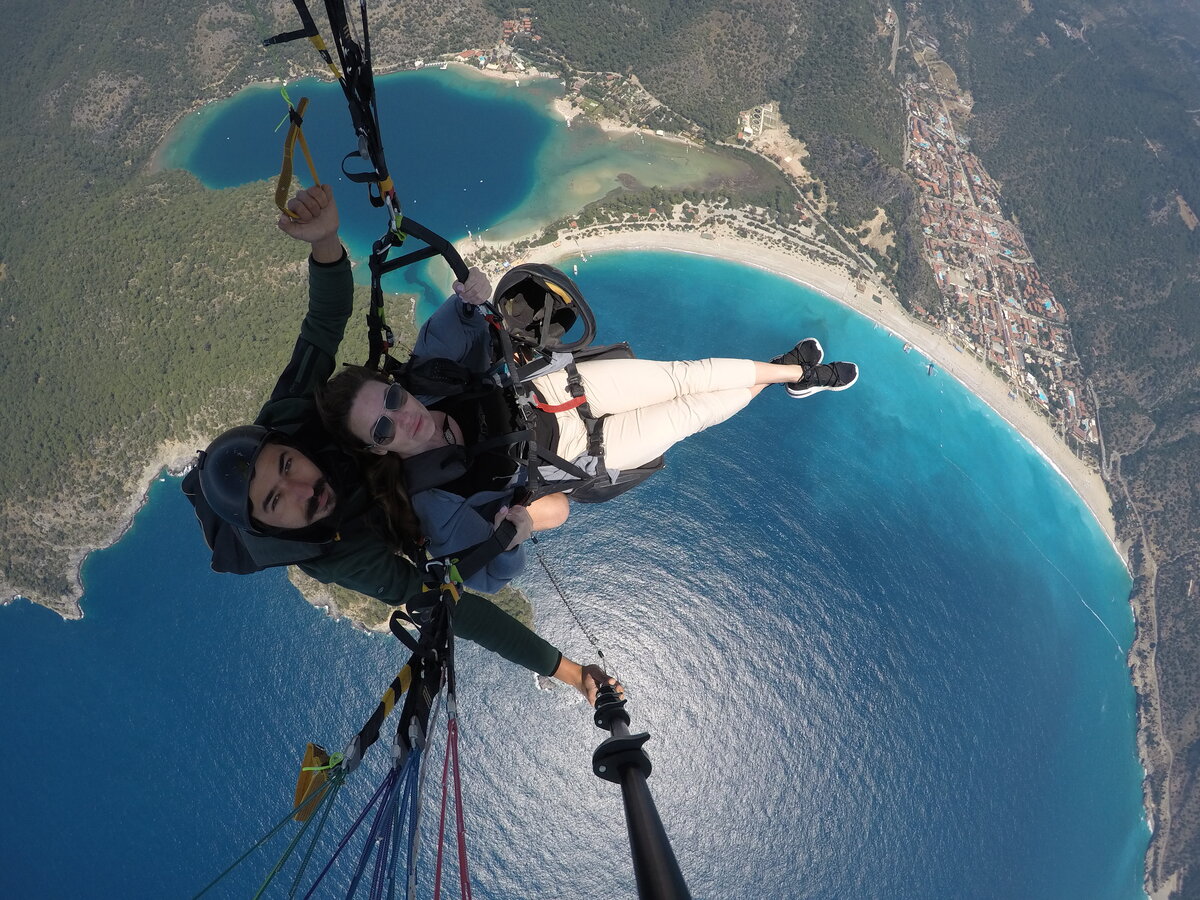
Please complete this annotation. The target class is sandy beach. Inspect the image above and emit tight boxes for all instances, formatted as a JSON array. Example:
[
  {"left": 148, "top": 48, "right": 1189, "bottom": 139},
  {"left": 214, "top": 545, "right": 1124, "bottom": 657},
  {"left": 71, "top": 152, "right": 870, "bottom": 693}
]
[{"left": 475, "top": 225, "right": 1121, "bottom": 552}]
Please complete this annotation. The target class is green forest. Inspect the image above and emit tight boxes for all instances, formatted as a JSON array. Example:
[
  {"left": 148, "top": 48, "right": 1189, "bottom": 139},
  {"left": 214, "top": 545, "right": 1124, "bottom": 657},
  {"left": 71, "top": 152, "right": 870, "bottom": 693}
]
[{"left": 501, "top": 0, "right": 907, "bottom": 221}]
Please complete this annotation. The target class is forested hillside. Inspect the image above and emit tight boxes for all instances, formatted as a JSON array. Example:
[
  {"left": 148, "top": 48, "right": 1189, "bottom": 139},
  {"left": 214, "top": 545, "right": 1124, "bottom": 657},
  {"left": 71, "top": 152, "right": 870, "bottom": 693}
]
[
  {"left": 501, "top": 0, "right": 903, "bottom": 188},
  {"left": 500, "top": 0, "right": 900, "bottom": 148},
  {"left": 501, "top": 0, "right": 942, "bottom": 340}
]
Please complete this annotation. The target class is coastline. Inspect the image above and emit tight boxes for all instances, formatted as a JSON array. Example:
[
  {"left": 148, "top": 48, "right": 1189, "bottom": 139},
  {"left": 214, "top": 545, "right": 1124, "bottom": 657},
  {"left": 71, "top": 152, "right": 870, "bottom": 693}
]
[
  {"left": 64, "top": 46, "right": 1159, "bottom": 896},
  {"left": 477, "top": 224, "right": 1122, "bottom": 554},
  {"left": 18, "top": 48, "right": 1160, "bottom": 897},
  {"left": 69, "top": 440, "right": 202, "bottom": 617},
  {"left": 2, "top": 440, "right": 201, "bottom": 620}
]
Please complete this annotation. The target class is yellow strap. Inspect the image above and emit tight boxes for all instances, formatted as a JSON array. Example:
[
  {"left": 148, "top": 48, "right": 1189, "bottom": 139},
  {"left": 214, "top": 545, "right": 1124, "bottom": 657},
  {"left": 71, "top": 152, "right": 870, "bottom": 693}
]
[
  {"left": 275, "top": 97, "right": 322, "bottom": 218},
  {"left": 546, "top": 281, "right": 574, "bottom": 305},
  {"left": 308, "top": 35, "right": 343, "bottom": 81},
  {"left": 379, "top": 664, "right": 414, "bottom": 718},
  {"left": 292, "top": 742, "right": 331, "bottom": 822}
]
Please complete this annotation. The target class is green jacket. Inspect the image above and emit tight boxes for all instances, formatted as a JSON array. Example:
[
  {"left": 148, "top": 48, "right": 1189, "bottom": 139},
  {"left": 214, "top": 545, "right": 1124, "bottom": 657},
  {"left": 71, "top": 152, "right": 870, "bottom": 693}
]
[{"left": 204, "top": 250, "right": 561, "bottom": 676}]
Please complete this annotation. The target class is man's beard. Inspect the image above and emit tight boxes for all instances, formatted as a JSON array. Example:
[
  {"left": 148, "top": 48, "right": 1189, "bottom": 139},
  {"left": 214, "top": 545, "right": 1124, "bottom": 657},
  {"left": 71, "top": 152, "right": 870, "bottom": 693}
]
[{"left": 306, "top": 477, "right": 333, "bottom": 523}]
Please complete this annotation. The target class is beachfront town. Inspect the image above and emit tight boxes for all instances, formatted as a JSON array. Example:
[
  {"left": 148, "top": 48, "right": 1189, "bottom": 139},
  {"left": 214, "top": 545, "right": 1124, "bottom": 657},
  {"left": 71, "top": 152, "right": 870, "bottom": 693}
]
[
  {"left": 899, "top": 66, "right": 1099, "bottom": 452},
  {"left": 415, "top": 23, "right": 1099, "bottom": 458},
  {"left": 736, "top": 65, "right": 1099, "bottom": 454}
]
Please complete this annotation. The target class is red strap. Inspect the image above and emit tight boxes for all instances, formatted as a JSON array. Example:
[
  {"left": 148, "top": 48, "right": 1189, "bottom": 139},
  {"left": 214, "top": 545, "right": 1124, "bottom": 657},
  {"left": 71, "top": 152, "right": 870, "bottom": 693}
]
[
  {"left": 434, "top": 717, "right": 471, "bottom": 900},
  {"left": 534, "top": 395, "right": 587, "bottom": 413},
  {"left": 451, "top": 718, "right": 472, "bottom": 900}
]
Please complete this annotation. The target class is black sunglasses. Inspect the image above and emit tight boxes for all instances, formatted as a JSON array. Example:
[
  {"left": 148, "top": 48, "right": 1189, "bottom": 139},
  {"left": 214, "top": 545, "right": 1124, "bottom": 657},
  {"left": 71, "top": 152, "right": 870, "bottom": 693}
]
[{"left": 369, "top": 382, "right": 408, "bottom": 447}]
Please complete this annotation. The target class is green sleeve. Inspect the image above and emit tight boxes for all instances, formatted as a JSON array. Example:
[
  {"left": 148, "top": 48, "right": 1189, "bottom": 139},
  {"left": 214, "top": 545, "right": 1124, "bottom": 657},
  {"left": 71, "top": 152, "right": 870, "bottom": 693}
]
[
  {"left": 298, "top": 251, "right": 354, "bottom": 361},
  {"left": 262, "top": 252, "right": 353, "bottom": 413},
  {"left": 298, "top": 540, "right": 562, "bottom": 676},
  {"left": 455, "top": 592, "right": 563, "bottom": 676},
  {"left": 297, "top": 535, "right": 426, "bottom": 606}
]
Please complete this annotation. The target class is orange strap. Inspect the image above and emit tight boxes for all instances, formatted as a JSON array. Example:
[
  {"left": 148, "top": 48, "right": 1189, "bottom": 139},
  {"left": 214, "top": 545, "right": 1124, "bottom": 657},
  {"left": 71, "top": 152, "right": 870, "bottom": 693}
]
[{"left": 534, "top": 395, "right": 587, "bottom": 414}]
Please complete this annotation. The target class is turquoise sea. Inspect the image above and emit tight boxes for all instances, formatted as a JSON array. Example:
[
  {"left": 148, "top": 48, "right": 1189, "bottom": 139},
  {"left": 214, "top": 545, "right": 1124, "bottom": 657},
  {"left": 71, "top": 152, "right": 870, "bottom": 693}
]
[{"left": 1, "top": 68, "right": 1148, "bottom": 898}]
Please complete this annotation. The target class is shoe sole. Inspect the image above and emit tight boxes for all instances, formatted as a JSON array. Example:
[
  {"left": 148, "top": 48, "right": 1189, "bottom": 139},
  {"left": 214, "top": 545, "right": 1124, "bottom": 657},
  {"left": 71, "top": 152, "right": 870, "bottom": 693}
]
[{"left": 786, "top": 371, "right": 858, "bottom": 398}]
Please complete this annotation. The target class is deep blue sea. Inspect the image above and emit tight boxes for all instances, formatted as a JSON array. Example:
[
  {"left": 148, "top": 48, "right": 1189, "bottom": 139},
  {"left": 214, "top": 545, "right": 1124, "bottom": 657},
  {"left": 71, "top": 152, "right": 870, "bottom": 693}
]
[{"left": 1, "top": 68, "right": 1148, "bottom": 898}]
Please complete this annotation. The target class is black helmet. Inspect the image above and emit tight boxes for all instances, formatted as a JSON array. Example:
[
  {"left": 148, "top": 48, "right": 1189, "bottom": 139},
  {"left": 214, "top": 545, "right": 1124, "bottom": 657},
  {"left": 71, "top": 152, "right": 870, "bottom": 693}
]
[
  {"left": 196, "top": 425, "right": 272, "bottom": 532},
  {"left": 493, "top": 263, "right": 595, "bottom": 354}
]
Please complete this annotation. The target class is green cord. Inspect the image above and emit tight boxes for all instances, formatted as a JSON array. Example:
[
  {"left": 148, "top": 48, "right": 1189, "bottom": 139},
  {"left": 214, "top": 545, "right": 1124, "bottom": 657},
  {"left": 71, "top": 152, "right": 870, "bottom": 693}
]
[
  {"left": 251, "top": 775, "right": 343, "bottom": 900},
  {"left": 301, "top": 751, "right": 344, "bottom": 772},
  {"left": 275, "top": 84, "right": 295, "bottom": 132}
]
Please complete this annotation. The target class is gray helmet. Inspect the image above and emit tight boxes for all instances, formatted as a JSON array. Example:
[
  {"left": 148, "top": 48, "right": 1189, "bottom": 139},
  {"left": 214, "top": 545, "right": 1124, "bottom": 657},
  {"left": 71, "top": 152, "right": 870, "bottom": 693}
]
[
  {"left": 493, "top": 263, "right": 595, "bottom": 353},
  {"left": 196, "top": 425, "right": 272, "bottom": 532}
]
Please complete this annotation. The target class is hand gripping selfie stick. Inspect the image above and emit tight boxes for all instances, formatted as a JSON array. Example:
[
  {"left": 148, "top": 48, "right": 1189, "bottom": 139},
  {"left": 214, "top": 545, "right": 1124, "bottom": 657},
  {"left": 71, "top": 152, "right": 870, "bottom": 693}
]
[{"left": 592, "top": 685, "right": 692, "bottom": 899}]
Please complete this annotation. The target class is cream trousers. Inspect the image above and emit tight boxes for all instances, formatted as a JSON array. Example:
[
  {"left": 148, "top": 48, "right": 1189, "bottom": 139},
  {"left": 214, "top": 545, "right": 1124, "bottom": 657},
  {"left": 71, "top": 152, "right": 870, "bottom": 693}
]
[{"left": 531, "top": 357, "right": 757, "bottom": 470}]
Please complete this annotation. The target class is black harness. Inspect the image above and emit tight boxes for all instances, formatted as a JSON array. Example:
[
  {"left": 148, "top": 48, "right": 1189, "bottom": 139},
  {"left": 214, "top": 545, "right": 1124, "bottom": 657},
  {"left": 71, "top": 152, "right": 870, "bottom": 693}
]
[{"left": 394, "top": 341, "right": 664, "bottom": 505}]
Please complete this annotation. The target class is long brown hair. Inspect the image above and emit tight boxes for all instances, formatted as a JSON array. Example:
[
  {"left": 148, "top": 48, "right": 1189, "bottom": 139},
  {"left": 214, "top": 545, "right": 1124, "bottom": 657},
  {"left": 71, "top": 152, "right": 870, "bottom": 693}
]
[{"left": 317, "top": 366, "right": 423, "bottom": 552}]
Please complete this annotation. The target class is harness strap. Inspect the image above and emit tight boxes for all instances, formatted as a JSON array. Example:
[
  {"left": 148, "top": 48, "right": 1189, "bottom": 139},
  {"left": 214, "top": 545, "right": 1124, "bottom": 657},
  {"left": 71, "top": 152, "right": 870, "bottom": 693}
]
[
  {"left": 533, "top": 395, "right": 586, "bottom": 413},
  {"left": 342, "top": 151, "right": 388, "bottom": 196},
  {"left": 364, "top": 222, "right": 469, "bottom": 371},
  {"left": 388, "top": 608, "right": 422, "bottom": 654},
  {"left": 530, "top": 443, "right": 592, "bottom": 480},
  {"left": 265, "top": 25, "right": 315, "bottom": 44},
  {"left": 560, "top": 361, "right": 609, "bottom": 463},
  {"left": 466, "top": 429, "right": 532, "bottom": 457},
  {"left": 584, "top": 414, "right": 608, "bottom": 459},
  {"left": 450, "top": 520, "right": 518, "bottom": 581},
  {"left": 564, "top": 362, "right": 598, "bottom": 420}
]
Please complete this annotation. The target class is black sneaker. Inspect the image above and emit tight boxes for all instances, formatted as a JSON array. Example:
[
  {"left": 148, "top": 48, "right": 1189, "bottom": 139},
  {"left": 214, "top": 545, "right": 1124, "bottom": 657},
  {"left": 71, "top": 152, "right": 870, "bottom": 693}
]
[
  {"left": 772, "top": 338, "right": 824, "bottom": 372},
  {"left": 787, "top": 361, "right": 859, "bottom": 398}
]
